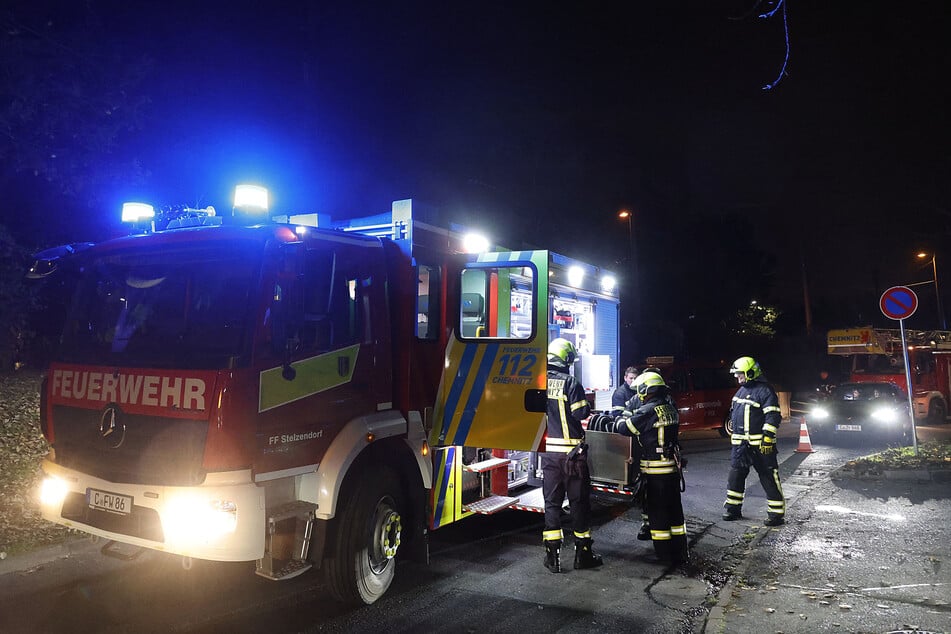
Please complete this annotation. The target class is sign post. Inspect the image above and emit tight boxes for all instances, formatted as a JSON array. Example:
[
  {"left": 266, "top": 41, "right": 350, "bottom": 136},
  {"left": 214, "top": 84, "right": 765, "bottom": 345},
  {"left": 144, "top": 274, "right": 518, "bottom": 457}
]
[{"left": 879, "top": 286, "right": 919, "bottom": 455}]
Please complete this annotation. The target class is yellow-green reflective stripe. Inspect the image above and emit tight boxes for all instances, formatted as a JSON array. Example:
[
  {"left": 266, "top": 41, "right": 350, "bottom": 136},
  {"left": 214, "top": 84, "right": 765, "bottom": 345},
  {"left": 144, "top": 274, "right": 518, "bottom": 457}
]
[
  {"left": 258, "top": 344, "right": 360, "bottom": 412},
  {"left": 543, "top": 529, "right": 563, "bottom": 541}
]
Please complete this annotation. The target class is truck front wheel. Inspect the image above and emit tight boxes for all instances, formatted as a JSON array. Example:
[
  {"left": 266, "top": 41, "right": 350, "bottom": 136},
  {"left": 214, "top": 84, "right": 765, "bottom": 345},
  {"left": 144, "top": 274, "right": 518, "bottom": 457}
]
[{"left": 325, "top": 468, "right": 404, "bottom": 605}]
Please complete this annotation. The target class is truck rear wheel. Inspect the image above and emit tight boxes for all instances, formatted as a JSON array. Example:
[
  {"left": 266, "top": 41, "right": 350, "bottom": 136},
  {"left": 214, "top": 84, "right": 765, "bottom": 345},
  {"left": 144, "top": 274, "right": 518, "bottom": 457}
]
[
  {"left": 325, "top": 468, "right": 404, "bottom": 605},
  {"left": 927, "top": 398, "right": 947, "bottom": 425}
]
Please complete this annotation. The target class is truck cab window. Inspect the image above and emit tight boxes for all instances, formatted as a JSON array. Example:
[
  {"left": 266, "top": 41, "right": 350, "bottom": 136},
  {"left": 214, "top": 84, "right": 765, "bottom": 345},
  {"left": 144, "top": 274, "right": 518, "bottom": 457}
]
[
  {"left": 416, "top": 264, "right": 440, "bottom": 340},
  {"left": 459, "top": 265, "right": 534, "bottom": 340}
]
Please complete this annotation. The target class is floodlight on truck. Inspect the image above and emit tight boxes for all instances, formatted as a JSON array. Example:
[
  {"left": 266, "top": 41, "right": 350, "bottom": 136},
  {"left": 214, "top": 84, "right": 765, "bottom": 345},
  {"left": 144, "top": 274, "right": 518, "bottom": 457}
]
[{"left": 121, "top": 202, "right": 155, "bottom": 223}]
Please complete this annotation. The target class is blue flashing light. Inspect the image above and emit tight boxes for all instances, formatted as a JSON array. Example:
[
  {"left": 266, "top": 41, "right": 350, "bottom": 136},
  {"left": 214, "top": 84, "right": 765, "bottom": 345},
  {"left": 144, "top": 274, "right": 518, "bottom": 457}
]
[{"left": 121, "top": 202, "right": 155, "bottom": 223}]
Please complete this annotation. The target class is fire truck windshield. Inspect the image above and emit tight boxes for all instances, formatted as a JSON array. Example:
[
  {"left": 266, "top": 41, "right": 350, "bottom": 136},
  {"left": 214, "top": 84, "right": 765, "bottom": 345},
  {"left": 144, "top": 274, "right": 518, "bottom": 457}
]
[{"left": 59, "top": 243, "right": 261, "bottom": 369}]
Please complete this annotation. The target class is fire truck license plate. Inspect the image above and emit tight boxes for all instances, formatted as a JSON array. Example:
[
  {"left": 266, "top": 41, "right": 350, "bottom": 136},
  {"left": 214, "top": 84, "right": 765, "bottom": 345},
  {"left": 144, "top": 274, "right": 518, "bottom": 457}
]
[
  {"left": 87, "top": 488, "right": 133, "bottom": 515},
  {"left": 835, "top": 424, "right": 862, "bottom": 432}
]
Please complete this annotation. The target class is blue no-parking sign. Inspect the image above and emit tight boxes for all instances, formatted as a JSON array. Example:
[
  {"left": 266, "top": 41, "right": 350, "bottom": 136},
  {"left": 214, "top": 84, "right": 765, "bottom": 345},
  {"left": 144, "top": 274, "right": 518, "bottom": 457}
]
[{"left": 879, "top": 285, "right": 918, "bottom": 320}]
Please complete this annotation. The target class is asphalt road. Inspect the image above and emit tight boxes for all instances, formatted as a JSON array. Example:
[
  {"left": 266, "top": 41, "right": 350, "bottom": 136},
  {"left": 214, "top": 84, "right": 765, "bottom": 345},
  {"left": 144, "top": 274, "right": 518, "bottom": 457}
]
[{"left": 1, "top": 422, "right": 948, "bottom": 633}]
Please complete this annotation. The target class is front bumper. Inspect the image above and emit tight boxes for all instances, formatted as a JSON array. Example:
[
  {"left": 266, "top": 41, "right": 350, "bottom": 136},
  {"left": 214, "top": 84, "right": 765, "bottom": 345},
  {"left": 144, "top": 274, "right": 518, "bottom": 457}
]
[{"left": 38, "top": 458, "right": 266, "bottom": 562}]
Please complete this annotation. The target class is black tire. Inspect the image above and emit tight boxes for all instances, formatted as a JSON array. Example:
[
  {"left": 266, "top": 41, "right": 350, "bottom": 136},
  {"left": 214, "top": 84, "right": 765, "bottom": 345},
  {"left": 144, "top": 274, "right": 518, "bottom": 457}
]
[
  {"left": 325, "top": 467, "right": 404, "bottom": 605},
  {"left": 718, "top": 416, "right": 734, "bottom": 438},
  {"left": 927, "top": 398, "right": 947, "bottom": 425}
]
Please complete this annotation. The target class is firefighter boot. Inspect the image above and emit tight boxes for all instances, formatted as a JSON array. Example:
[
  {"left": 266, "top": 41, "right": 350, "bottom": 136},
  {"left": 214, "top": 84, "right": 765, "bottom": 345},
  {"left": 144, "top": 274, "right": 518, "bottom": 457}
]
[
  {"left": 544, "top": 540, "right": 562, "bottom": 573},
  {"left": 573, "top": 538, "right": 604, "bottom": 570},
  {"left": 636, "top": 522, "right": 650, "bottom": 541}
]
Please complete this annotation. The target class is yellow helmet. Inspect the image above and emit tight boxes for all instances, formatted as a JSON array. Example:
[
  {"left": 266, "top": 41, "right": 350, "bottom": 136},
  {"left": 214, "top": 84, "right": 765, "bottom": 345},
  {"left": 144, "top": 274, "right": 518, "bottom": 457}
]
[
  {"left": 548, "top": 338, "right": 578, "bottom": 365},
  {"left": 730, "top": 356, "right": 762, "bottom": 381},
  {"left": 633, "top": 371, "right": 666, "bottom": 397}
]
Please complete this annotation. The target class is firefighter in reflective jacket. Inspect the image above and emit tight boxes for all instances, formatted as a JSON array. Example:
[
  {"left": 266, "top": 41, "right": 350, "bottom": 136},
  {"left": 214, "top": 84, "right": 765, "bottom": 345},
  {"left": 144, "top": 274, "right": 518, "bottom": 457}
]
[
  {"left": 542, "top": 338, "right": 604, "bottom": 573},
  {"left": 722, "top": 356, "right": 786, "bottom": 526},
  {"left": 591, "top": 371, "right": 688, "bottom": 564}
]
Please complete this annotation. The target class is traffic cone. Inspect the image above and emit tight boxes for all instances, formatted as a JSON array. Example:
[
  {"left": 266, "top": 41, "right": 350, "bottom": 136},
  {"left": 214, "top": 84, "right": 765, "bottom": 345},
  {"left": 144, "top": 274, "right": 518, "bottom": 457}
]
[{"left": 795, "top": 416, "right": 815, "bottom": 453}]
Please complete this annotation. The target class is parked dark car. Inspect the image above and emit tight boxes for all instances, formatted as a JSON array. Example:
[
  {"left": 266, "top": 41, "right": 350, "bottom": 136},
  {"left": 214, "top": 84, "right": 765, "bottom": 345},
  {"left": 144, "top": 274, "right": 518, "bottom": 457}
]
[{"left": 808, "top": 382, "right": 913, "bottom": 445}]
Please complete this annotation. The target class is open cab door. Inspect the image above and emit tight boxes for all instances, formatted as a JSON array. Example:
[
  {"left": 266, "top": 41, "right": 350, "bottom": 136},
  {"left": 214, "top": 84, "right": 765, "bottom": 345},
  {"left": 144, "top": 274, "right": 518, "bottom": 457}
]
[{"left": 431, "top": 250, "right": 550, "bottom": 451}]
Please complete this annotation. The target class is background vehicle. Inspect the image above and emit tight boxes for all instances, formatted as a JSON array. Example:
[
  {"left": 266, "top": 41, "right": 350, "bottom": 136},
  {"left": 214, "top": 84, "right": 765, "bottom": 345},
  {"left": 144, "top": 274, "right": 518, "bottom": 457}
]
[
  {"left": 643, "top": 357, "right": 736, "bottom": 436},
  {"left": 807, "top": 381, "right": 912, "bottom": 445},
  {"left": 34, "top": 191, "right": 629, "bottom": 606},
  {"left": 828, "top": 327, "right": 951, "bottom": 424}
]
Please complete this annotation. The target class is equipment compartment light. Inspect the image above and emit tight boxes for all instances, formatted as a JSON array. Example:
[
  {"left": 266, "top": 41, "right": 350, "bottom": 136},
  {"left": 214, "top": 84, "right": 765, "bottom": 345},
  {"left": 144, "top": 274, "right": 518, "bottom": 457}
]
[
  {"left": 567, "top": 265, "right": 584, "bottom": 288},
  {"left": 462, "top": 233, "right": 490, "bottom": 254},
  {"left": 600, "top": 275, "right": 617, "bottom": 293},
  {"left": 233, "top": 184, "right": 269, "bottom": 211},
  {"left": 121, "top": 202, "right": 155, "bottom": 223}
]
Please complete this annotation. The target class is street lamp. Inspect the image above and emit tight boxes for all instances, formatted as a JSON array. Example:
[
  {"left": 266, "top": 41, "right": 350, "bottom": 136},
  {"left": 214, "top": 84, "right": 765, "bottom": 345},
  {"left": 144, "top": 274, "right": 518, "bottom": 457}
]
[
  {"left": 618, "top": 209, "right": 639, "bottom": 316},
  {"left": 917, "top": 252, "right": 946, "bottom": 330}
]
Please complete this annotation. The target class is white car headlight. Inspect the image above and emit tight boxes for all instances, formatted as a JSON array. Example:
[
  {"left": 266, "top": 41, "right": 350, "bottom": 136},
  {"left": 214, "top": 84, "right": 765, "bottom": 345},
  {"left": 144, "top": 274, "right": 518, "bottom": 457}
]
[
  {"left": 871, "top": 407, "right": 899, "bottom": 423},
  {"left": 810, "top": 407, "right": 830, "bottom": 420}
]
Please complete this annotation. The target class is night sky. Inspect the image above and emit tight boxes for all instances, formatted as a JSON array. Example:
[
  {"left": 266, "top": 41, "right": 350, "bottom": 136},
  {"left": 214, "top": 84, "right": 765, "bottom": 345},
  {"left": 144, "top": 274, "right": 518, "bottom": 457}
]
[{"left": 3, "top": 1, "right": 950, "bottom": 354}]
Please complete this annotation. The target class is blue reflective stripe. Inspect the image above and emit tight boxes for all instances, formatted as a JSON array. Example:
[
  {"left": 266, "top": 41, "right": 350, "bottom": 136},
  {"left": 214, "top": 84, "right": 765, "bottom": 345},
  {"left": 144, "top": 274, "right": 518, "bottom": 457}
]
[
  {"left": 441, "top": 344, "right": 478, "bottom": 436},
  {"left": 451, "top": 343, "right": 500, "bottom": 445},
  {"left": 433, "top": 447, "right": 455, "bottom": 528}
]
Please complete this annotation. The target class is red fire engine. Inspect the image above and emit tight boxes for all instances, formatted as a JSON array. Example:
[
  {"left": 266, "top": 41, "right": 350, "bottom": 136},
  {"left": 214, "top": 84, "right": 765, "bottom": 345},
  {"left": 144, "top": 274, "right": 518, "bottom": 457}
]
[
  {"left": 827, "top": 327, "right": 951, "bottom": 424},
  {"left": 35, "top": 189, "right": 630, "bottom": 605}
]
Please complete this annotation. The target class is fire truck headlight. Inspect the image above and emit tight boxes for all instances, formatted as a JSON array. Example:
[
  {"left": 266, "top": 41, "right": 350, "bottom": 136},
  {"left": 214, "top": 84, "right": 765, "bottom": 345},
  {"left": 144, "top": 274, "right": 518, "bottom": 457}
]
[
  {"left": 39, "top": 476, "right": 69, "bottom": 508},
  {"left": 163, "top": 496, "right": 238, "bottom": 545},
  {"left": 871, "top": 407, "right": 898, "bottom": 423},
  {"left": 810, "top": 407, "right": 830, "bottom": 420}
]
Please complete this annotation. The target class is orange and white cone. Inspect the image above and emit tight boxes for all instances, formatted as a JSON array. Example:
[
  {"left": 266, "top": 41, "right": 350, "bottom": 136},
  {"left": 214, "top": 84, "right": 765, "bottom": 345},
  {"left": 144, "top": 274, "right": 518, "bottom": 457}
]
[{"left": 795, "top": 416, "right": 815, "bottom": 453}]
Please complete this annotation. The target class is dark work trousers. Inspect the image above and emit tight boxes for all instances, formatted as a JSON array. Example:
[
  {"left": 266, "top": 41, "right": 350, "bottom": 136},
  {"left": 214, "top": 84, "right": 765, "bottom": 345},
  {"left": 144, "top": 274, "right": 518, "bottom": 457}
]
[
  {"left": 726, "top": 443, "right": 785, "bottom": 516},
  {"left": 645, "top": 471, "right": 688, "bottom": 562},
  {"left": 541, "top": 452, "right": 592, "bottom": 540}
]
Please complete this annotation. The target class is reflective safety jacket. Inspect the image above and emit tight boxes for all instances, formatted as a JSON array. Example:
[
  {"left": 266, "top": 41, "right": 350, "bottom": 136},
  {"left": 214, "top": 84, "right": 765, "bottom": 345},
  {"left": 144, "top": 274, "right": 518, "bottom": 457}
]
[
  {"left": 613, "top": 389, "right": 679, "bottom": 474},
  {"left": 546, "top": 362, "right": 590, "bottom": 453},
  {"left": 611, "top": 383, "right": 636, "bottom": 415},
  {"left": 730, "top": 379, "right": 782, "bottom": 446}
]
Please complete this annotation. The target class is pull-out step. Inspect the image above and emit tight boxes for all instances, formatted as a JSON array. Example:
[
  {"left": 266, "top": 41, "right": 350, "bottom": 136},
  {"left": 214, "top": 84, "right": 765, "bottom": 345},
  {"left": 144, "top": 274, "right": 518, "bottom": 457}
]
[
  {"left": 510, "top": 486, "right": 545, "bottom": 513},
  {"left": 463, "top": 457, "right": 511, "bottom": 473},
  {"left": 255, "top": 501, "right": 318, "bottom": 581},
  {"left": 464, "top": 495, "right": 518, "bottom": 514}
]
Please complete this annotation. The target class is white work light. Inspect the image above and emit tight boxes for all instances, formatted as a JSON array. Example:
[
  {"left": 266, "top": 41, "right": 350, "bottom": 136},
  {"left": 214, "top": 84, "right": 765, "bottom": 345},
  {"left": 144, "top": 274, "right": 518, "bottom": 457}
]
[
  {"left": 121, "top": 202, "right": 155, "bottom": 223},
  {"left": 567, "top": 265, "right": 585, "bottom": 288},
  {"left": 233, "top": 184, "right": 269, "bottom": 211}
]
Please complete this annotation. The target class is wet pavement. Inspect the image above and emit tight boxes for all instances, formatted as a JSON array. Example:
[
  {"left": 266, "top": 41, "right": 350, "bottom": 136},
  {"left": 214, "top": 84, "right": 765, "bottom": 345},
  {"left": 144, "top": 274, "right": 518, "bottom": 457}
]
[{"left": 704, "top": 470, "right": 951, "bottom": 634}]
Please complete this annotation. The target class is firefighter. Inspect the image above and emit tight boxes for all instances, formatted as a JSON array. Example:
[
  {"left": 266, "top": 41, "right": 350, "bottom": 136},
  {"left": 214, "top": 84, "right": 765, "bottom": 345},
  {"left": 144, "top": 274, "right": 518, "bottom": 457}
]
[
  {"left": 722, "top": 356, "right": 785, "bottom": 526},
  {"left": 611, "top": 366, "right": 638, "bottom": 415},
  {"left": 542, "top": 338, "right": 604, "bottom": 573},
  {"left": 592, "top": 371, "right": 688, "bottom": 564}
]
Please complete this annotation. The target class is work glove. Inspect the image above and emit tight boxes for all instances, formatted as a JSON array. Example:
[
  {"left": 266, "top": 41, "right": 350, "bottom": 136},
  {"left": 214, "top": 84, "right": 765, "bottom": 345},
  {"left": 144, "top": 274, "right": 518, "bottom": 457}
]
[{"left": 759, "top": 435, "right": 776, "bottom": 455}]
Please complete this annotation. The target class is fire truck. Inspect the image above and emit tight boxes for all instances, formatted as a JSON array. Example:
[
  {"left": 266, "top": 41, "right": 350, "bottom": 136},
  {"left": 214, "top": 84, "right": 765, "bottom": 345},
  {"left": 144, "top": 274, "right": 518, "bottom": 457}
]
[
  {"left": 35, "top": 189, "right": 629, "bottom": 605},
  {"left": 827, "top": 327, "right": 951, "bottom": 424}
]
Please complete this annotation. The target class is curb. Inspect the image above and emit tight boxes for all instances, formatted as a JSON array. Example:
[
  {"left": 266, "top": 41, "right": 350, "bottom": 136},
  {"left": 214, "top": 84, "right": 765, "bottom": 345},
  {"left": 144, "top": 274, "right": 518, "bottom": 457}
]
[
  {"left": 830, "top": 467, "right": 951, "bottom": 483},
  {"left": 0, "top": 537, "right": 97, "bottom": 576},
  {"left": 700, "top": 519, "right": 775, "bottom": 634}
]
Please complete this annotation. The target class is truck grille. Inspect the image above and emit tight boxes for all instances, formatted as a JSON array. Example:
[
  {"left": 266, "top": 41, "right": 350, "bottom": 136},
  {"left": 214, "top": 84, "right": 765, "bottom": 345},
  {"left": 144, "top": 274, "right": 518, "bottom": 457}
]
[{"left": 52, "top": 405, "right": 209, "bottom": 486}]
